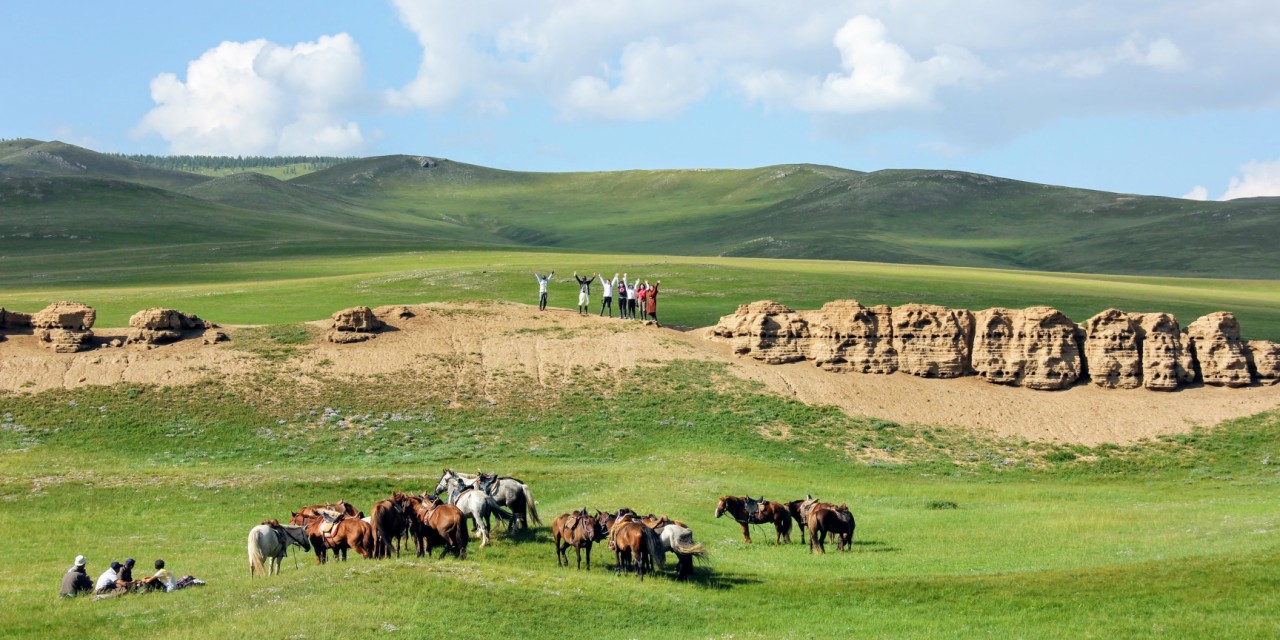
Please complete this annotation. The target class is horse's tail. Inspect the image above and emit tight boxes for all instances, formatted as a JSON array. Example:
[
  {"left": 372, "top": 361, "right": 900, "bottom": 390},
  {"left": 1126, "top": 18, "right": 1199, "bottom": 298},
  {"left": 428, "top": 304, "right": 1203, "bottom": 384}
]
[
  {"left": 522, "top": 484, "right": 541, "bottom": 526},
  {"left": 672, "top": 529, "right": 707, "bottom": 560},
  {"left": 455, "top": 516, "right": 469, "bottom": 559},
  {"left": 780, "top": 508, "right": 793, "bottom": 536},
  {"left": 486, "top": 496, "right": 516, "bottom": 525},
  {"left": 646, "top": 527, "right": 665, "bottom": 569},
  {"left": 248, "top": 528, "right": 266, "bottom": 578}
]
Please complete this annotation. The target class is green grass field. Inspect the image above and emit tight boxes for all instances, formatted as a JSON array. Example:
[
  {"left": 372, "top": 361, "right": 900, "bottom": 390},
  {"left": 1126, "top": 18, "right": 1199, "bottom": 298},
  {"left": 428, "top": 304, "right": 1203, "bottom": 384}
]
[
  {"left": 3, "top": 250, "right": 1279, "bottom": 341},
  {"left": 3, "top": 363, "right": 1278, "bottom": 639}
]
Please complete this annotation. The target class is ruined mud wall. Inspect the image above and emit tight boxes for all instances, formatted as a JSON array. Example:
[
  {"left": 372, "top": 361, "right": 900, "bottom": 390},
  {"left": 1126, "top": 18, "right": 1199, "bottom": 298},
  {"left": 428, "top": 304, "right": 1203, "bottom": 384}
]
[{"left": 711, "top": 300, "right": 1276, "bottom": 391}]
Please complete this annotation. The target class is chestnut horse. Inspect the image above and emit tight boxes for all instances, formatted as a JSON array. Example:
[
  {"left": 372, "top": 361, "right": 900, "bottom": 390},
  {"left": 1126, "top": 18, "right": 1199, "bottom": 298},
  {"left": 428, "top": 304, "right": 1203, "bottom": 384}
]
[
  {"left": 715, "top": 495, "right": 793, "bottom": 544},
  {"left": 290, "top": 511, "right": 374, "bottom": 562},
  {"left": 608, "top": 513, "right": 661, "bottom": 580},
  {"left": 807, "top": 502, "right": 855, "bottom": 554},
  {"left": 413, "top": 494, "right": 468, "bottom": 559},
  {"left": 552, "top": 509, "right": 606, "bottom": 570}
]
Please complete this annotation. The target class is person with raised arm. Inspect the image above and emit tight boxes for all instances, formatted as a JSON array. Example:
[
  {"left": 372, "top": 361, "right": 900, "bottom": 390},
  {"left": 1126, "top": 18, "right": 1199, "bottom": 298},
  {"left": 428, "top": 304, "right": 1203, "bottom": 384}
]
[
  {"left": 534, "top": 270, "right": 554, "bottom": 311},
  {"left": 574, "top": 272, "right": 595, "bottom": 316}
]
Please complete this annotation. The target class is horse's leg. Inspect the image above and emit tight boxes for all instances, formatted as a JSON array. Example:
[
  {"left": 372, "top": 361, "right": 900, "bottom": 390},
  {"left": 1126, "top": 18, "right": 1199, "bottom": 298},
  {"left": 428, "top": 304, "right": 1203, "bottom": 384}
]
[
  {"left": 575, "top": 545, "right": 583, "bottom": 570},
  {"left": 740, "top": 521, "right": 752, "bottom": 543},
  {"left": 585, "top": 543, "right": 592, "bottom": 571}
]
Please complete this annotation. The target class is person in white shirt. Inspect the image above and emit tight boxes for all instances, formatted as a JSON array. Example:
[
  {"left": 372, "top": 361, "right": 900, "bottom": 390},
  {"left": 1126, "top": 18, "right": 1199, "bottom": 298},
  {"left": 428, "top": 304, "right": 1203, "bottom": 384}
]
[
  {"left": 574, "top": 272, "right": 595, "bottom": 315},
  {"left": 94, "top": 562, "right": 122, "bottom": 594},
  {"left": 600, "top": 273, "right": 617, "bottom": 317},
  {"left": 533, "top": 271, "right": 554, "bottom": 311}
]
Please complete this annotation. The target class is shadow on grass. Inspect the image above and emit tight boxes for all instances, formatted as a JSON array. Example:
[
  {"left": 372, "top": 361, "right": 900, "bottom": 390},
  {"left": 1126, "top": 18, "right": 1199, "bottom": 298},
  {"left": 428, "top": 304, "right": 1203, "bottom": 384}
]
[{"left": 851, "top": 539, "right": 898, "bottom": 553}]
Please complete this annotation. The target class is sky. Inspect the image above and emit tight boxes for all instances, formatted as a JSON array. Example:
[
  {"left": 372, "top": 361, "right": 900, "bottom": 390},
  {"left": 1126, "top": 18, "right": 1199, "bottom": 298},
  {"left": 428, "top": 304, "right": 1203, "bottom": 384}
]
[{"left": 2, "top": 1, "right": 1279, "bottom": 200}]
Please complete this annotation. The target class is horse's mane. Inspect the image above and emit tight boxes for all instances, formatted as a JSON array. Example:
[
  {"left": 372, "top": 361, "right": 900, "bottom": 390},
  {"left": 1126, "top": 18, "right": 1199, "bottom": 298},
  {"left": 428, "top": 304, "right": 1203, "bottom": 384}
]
[{"left": 261, "top": 518, "right": 281, "bottom": 527}]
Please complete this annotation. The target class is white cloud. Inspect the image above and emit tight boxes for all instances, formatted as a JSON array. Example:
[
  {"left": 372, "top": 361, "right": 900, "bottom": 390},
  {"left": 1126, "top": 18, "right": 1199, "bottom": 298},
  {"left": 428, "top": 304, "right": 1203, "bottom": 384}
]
[
  {"left": 744, "top": 16, "right": 993, "bottom": 114},
  {"left": 1030, "top": 34, "right": 1188, "bottom": 79},
  {"left": 561, "top": 39, "right": 708, "bottom": 120},
  {"left": 1182, "top": 185, "right": 1209, "bottom": 200},
  {"left": 135, "top": 34, "right": 368, "bottom": 155},
  {"left": 1221, "top": 160, "right": 1280, "bottom": 200}
]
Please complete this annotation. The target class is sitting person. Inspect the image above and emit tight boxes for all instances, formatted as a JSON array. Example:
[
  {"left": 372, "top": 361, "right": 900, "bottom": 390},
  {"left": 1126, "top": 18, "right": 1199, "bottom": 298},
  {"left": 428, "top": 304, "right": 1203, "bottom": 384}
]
[
  {"left": 94, "top": 561, "right": 123, "bottom": 595},
  {"left": 60, "top": 555, "right": 94, "bottom": 598},
  {"left": 116, "top": 558, "right": 137, "bottom": 590},
  {"left": 140, "top": 559, "right": 177, "bottom": 593}
]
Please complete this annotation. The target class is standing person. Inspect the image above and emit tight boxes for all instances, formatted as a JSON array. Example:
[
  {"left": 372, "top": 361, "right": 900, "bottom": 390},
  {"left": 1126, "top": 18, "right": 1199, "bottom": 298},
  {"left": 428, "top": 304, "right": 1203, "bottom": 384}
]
[
  {"left": 534, "top": 271, "right": 554, "bottom": 311},
  {"left": 627, "top": 277, "right": 639, "bottom": 320},
  {"left": 635, "top": 281, "right": 648, "bottom": 321},
  {"left": 600, "top": 273, "right": 617, "bottom": 317},
  {"left": 646, "top": 280, "right": 661, "bottom": 326},
  {"left": 60, "top": 555, "right": 93, "bottom": 597},
  {"left": 616, "top": 273, "right": 629, "bottom": 319},
  {"left": 574, "top": 272, "right": 595, "bottom": 316}
]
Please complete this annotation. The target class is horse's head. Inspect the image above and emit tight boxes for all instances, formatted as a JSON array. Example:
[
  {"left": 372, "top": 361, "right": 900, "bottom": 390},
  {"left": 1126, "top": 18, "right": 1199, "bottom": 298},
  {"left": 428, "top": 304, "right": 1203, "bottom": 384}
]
[
  {"left": 289, "top": 526, "right": 312, "bottom": 552},
  {"left": 715, "top": 496, "right": 734, "bottom": 518}
]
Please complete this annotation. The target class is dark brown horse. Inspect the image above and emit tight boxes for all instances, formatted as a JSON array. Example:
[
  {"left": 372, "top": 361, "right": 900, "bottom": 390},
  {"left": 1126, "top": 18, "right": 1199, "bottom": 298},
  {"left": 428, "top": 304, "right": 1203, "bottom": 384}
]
[
  {"left": 715, "top": 495, "right": 793, "bottom": 544},
  {"left": 371, "top": 493, "right": 413, "bottom": 559},
  {"left": 785, "top": 499, "right": 810, "bottom": 544},
  {"left": 290, "top": 510, "right": 374, "bottom": 562},
  {"left": 552, "top": 509, "right": 606, "bottom": 570},
  {"left": 412, "top": 494, "right": 468, "bottom": 559},
  {"left": 807, "top": 502, "right": 855, "bottom": 554}
]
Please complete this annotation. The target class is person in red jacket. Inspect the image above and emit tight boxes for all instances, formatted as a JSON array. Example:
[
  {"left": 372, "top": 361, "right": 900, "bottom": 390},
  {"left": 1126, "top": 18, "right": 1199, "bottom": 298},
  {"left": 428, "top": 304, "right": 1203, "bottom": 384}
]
[{"left": 646, "top": 280, "right": 660, "bottom": 326}]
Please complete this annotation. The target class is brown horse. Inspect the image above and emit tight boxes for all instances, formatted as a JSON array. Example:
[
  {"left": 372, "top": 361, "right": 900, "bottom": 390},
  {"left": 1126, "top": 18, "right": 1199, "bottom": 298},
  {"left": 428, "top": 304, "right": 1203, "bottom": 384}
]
[
  {"left": 807, "top": 502, "right": 855, "bottom": 554},
  {"left": 608, "top": 513, "right": 658, "bottom": 580},
  {"left": 552, "top": 509, "right": 606, "bottom": 570},
  {"left": 715, "top": 495, "right": 793, "bottom": 544},
  {"left": 290, "top": 511, "right": 374, "bottom": 562},
  {"left": 412, "top": 494, "right": 468, "bottom": 559},
  {"left": 371, "top": 493, "right": 413, "bottom": 559},
  {"left": 785, "top": 499, "right": 810, "bottom": 544}
]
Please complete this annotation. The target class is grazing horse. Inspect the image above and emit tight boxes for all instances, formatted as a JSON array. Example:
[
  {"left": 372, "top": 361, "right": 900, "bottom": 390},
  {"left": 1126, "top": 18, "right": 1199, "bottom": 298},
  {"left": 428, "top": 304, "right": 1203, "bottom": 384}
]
[
  {"left": 806, "top": 501, "right": 856, "bottom": 554},
  {"left": 434, "top": 469, "right": 541, "bottom": 531},
  {"left": 290, "top": 510, "right": 375, "bottom": 563},
  {"left": 247, "top": 520, "right": 310, "bottom": 577},
  {"left": 643, "top": 515, "right": 706, "bottom": 581},
  {"left": 371, "top": 493, "right": 413, "bottom": 559},
  {"left": 552, "top": 509, "right": 607, "bottom": 570},
  {"left": 715, "top": 495, "right": 793, "bottom": 544},
  {"left": 413, "top": 494, "right": 468, "bottom": 559},
  {"left": 439, "top": 479, "right": 514, "bottom": 547},
  {"left": 608, "top": 513, "right": 661, "bottom": 580}
]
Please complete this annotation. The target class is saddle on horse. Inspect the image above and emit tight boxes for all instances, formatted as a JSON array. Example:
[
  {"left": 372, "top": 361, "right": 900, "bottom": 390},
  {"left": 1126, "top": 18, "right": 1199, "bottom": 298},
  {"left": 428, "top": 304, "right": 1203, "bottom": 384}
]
[{"left": 317, "top": 508, "right": 345, "bottom": 538}]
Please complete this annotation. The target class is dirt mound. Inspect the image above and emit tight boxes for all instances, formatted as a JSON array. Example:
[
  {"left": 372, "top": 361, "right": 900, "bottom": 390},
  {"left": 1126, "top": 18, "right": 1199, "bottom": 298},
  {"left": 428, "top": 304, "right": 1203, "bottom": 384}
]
[
  {"left": 32, "top": 301, "right": 96, "bottom": 353},
  {"left": 0, "top": 301, "right": 1277, "bottom": 445},
  {"left": 327, "top": 306, "right": 386, "bottom": 343},
  {"left": 126, "top": 307, "right": 212, "bottom": 345}
]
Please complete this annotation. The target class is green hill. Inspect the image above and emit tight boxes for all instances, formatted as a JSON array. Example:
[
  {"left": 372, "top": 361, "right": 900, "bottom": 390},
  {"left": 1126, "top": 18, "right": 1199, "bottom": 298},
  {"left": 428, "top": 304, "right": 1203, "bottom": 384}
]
[
  {"left": 2, "top": 140, "right": 1278, "bottom": 280},
  {"left": 0, "top": 140, "right": 209, "bottom": 190}
]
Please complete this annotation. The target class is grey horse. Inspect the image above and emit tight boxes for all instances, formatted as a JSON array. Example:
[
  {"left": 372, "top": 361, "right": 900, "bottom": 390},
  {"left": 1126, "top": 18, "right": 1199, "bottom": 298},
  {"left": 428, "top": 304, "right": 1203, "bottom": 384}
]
[
  {"left": 434, "top": 469, "right": 541, "bottom": 531},
  {"left": 248, "top": 522, "right": 311, "bottom": 577}
]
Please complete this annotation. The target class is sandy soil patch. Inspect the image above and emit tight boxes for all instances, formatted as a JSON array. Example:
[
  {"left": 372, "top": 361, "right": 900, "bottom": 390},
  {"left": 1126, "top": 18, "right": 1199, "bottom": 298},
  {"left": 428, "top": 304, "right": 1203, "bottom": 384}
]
[{"left": 2, "top": 301, "right": 1276, "bottom": 445}]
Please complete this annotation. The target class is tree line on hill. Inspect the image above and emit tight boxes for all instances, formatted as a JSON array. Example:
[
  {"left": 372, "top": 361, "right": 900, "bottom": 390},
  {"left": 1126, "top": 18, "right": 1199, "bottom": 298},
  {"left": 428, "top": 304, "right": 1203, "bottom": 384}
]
[{"left": 112, "top": 153, "right": 355, "bottom": 174}]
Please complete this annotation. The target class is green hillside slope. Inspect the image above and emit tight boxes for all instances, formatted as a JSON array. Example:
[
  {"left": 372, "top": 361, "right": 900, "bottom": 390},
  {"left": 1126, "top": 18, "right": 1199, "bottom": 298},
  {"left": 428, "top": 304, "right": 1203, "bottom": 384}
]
[{"left": 0, "top": 140, "right": 209, "bottom": 190}]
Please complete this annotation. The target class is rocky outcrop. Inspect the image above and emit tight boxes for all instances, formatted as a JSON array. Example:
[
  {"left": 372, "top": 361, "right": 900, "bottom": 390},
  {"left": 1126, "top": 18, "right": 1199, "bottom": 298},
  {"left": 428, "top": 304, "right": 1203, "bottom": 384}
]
[
  {"left": 971, "top": 307, "right": 1081, "bottom": 390},
  {"left": 1248, "top": 341, "right": 1280, "bottom": 385},
  {"left": 0, "top": 308, "right": 32, "bottom": 329},
  {"left": 1186, "top": 312, "right": 1252, "bottom": 387},
  {"left": 32, "top": 301, "right": 95, "bottom": 352},
  {"left": 1134, "top": 313, "right": 1195, "bottom": 391},
  {"left": 1082, "top": 309, "right": 1142, "bottom": 389},
  {"left": 711, "top": 298, "right": 1274, "bottom": 391},
  {"left": 710, "top": 301, "right": 810, "bottom": 364},
  {"left": 805, "top": 300, "right": 897, "bottom": 374},
  {"left": 126, "top": 308, "right": 211, "bottom": 345},
  {"left": 890, "top": 304, "right": 973, "bottom": 378},
  {"left": 327, "top": 306, "right": 386, "bottom": 344}
]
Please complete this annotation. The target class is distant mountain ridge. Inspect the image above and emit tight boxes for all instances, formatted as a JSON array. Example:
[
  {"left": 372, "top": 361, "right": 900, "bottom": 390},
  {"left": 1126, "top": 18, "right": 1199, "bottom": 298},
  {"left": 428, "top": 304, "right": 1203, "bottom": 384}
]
[{"left": 1, "top": 139, "right": 1276, "bottom": 279}]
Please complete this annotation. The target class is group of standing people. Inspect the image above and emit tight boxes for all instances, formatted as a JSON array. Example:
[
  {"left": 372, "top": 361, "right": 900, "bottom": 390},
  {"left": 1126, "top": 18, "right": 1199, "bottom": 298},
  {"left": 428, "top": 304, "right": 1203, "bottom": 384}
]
[
  {"left": 60, "top": 554, "right": 196, "bottom": 599},
  {"left": 533, "top": 271, "right": 661, "bottom": 326}
]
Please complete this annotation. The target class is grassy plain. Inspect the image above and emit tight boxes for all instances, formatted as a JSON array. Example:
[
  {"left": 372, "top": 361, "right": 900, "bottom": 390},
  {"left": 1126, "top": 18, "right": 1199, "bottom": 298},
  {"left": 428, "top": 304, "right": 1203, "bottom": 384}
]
[
  {"left": 2, "top": 362, "right": 1279, "bottom": 639},
  {"left": 2, "top": 249, "right": 1279, "bottom": 341}
]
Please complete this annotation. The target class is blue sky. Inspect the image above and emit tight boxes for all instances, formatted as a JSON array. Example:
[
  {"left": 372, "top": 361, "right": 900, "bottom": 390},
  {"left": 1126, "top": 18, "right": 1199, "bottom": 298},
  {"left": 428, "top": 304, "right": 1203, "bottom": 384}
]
[{"left": 3, "top": 1, "right": 1279, "bottom": 199}]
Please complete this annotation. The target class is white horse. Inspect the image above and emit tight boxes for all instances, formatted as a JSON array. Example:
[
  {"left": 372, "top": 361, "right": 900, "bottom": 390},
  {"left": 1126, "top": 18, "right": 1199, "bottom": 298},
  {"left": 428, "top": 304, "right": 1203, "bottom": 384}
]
[
  {"left": 656, "top": 523, "right": 707, "bottom": 581},
  {"left": 248, "top": 523, "right": 311, "bottom": 577},
  {"left": 434, "top": 469, "right": 541, "bottom": 530},
  {"left": 434, "top": 478, "right": 514, "bottom": 547}
]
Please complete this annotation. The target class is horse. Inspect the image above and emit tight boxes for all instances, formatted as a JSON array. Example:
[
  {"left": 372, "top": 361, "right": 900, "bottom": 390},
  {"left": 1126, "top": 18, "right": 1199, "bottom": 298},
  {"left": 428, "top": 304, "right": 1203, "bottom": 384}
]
[
  {"left": 715, "top": 495, "right": 793, "bottom": 544},
  {"left": 371, "top": 493, "right": 413, "bottom": 559},
  {"left": 806, "top": 501, "right": 855, "bottom": 554},
  {"left": 643, "top": 515, "right": 706, "bottom": 581},
  {"left": 552, "top": 509, "right": 607, "bottom": 570},
  {"left": 434, "top": 469, "right": 541, "bottom": 531},
  {"left": 439, "top": 478, "right": 514, "bottom": 547},
  {"left": 607, "top": 513, "right": 661, "bottom": 580},
  {"left": 247, "top": 520, "right": 310, "bottom": 577},
  {"left": 290, "top": 510, "right": 375, "bottom": 563},
  {"left": 412, "top": 494, "right": 468, "bottom": 559},
  {"left": 785, "top": 499, "right": 810, "bottom": 544}
]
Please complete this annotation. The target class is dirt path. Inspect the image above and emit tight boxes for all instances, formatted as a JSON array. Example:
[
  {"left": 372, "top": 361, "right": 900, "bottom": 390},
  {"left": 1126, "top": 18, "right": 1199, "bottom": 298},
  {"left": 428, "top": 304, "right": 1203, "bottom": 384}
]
[{"left": 2, "top": 302, "right": 1276, "bottom": 445}]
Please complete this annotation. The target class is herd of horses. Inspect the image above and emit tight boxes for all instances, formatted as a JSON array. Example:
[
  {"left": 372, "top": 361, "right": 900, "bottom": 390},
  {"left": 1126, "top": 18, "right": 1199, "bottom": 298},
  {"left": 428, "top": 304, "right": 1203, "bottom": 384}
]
[
  {"left": 715, "top": 494, "right": 857, "bottom": 554},
  {"left": 247, "top": 469, "right": 855, "bottom": 582}
]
